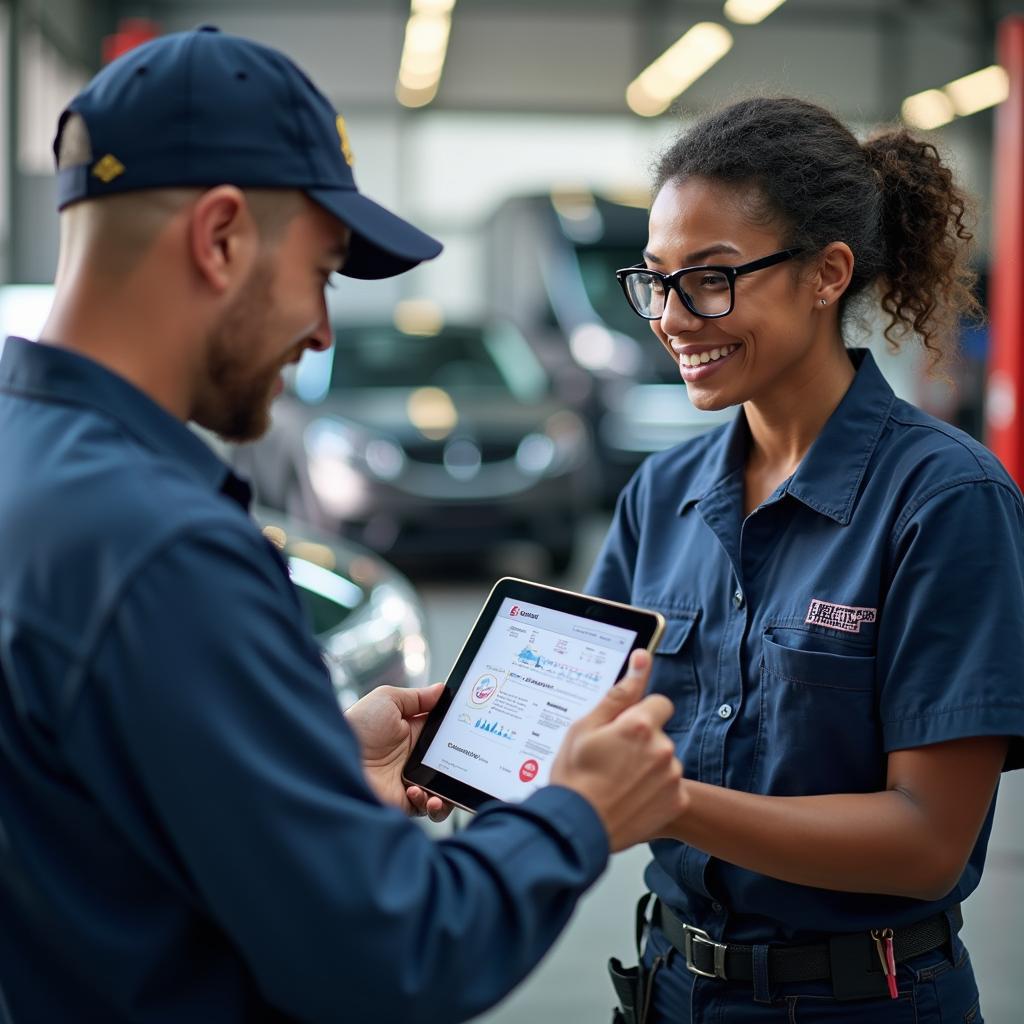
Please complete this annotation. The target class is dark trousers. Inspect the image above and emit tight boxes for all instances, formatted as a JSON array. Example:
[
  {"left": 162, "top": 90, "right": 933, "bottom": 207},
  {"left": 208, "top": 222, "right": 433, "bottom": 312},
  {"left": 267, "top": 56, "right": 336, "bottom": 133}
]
[{"left": 641, "top": 922, "right": 983, "bottom": 1023}]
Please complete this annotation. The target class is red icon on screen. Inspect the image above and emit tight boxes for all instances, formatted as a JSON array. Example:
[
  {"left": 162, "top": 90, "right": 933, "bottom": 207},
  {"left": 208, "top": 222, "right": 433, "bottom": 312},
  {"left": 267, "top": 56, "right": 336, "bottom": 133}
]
[
  {"left": 519, "top": 759, "right": 539, "bottom": 783},
  {"left": 510, "top": 605, "right": 519, "bottom": 617}
]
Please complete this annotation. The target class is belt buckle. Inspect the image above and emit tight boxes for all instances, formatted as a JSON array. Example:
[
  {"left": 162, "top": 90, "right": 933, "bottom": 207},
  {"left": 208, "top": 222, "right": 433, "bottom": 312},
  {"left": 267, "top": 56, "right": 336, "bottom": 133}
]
[{"left": 682, "top": 924, "right": 728, "bottom": 980}]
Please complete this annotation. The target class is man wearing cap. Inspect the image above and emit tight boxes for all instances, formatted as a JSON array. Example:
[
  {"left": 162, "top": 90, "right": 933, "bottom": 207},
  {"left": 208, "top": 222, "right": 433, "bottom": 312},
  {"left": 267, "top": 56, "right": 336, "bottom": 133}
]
[{"left": 0, "top": 27, "right": 686, "bottom": 1024}]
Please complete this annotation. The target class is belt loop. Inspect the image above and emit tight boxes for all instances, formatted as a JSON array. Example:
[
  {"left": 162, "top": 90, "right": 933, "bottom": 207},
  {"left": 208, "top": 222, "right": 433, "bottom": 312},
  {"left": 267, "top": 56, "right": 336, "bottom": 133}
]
[
  {"left": 751, "top": 943, "right": 773, "bottom": 1004},
  {"left": 942, "top": 904, "right": 963, "bottom": 964},
  {"left": 635, "top": 894, "right": 654, "bottom": 961}
]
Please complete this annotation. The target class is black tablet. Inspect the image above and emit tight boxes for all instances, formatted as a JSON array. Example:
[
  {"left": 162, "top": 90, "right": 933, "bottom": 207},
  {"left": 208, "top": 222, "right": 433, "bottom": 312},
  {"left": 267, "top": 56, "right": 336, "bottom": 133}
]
[{"left": 403, "top": 577, "right": 665, "bottom": 811}]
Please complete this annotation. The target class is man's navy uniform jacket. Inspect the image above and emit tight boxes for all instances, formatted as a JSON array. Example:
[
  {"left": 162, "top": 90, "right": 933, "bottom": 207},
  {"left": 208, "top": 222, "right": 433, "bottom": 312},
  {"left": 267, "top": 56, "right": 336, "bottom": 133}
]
[{"left": 0, "top": 337, "right": 609, "bottom": 1023}]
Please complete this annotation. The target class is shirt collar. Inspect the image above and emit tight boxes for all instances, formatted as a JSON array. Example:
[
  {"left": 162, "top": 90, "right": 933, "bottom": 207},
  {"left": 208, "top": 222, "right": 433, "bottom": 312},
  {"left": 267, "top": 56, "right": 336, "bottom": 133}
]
[
  {"left": 678, "top": 349, "right": 895, "bottom": 524},
  {"left": 0, "top": 337, "right": 251, "bottom": 507},
  {"left": 677, "top": 409, "right": 750, "bottom": 514}
]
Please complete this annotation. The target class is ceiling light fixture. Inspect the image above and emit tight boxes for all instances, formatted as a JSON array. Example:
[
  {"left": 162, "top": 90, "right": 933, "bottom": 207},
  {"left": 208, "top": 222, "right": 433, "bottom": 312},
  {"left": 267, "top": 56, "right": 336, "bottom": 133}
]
[
  {"left": 723, "top": 0, "right": 787, "bottom": 25},
  {"left": 397, "top": 0, "right": 456, "bottom": 108},
  {"left": 944, "top": 64, "right": 1010, "bottom": 116},
  {"left": 901, "top": 89, "right": 957, "bottom": 130},
  {"left": 902, "top": 64, "right": 1009, "bottom": 130},
  {"left": 626, "top": 22, "right": 733, "bottom": 118}
]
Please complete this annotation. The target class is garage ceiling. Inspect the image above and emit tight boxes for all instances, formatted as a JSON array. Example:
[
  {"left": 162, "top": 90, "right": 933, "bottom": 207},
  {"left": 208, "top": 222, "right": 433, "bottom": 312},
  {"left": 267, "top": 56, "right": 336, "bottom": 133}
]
[{"left": 140, "top": 0, "right": 1015, "bottom": 121}]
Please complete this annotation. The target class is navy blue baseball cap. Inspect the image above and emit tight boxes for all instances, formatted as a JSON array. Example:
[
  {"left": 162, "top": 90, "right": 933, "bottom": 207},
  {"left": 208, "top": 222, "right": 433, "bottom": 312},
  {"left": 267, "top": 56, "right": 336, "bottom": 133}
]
[{"left": 53, "top": 26, "right": 442, "bottom": 279}]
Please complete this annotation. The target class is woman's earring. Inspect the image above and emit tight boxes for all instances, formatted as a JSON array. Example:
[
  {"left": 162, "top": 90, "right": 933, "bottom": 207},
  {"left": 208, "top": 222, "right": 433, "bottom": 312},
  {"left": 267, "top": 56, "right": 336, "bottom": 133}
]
[{"left": 819, "top": 298, "right": 827, "bottom": 306}]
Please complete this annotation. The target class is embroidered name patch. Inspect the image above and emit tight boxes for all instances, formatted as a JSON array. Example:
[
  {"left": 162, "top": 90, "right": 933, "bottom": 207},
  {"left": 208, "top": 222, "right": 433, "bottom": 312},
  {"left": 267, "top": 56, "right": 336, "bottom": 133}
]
[{"left": 805, "top": 599, "right": 877, "bottom": 634}]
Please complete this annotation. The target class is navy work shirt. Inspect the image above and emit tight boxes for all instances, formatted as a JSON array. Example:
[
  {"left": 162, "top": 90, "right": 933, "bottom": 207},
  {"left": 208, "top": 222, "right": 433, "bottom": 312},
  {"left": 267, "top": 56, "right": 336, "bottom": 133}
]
[
  {"left": 0, "top": 337, "right": 609, "bottom": 1023},
  {"left": 587, "top": 349, "right": 1024, "bottom": 944}
]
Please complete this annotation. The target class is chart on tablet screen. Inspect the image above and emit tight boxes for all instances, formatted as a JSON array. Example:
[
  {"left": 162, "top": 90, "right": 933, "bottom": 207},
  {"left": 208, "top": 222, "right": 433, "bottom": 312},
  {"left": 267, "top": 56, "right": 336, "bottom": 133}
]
[{"left": 422, "top": 597, "right": 637, "bottom": 801}]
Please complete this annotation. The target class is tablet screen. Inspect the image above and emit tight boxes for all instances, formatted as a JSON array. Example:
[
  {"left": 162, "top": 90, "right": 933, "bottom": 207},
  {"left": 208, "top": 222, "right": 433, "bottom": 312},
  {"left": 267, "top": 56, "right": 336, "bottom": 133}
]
[{"left": 419, "top": 595, "right": 638, "bottom": 802}]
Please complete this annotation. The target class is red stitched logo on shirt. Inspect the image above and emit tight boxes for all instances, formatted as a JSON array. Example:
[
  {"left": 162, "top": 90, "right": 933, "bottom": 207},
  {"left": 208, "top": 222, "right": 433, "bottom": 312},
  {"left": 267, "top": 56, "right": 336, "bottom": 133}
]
[{"left": 805, "top": 599, "right": 877, "bottom": 634}]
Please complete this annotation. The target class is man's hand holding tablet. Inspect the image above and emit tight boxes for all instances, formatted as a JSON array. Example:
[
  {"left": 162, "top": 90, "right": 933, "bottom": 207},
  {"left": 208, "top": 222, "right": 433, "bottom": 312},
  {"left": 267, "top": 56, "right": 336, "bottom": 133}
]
[
  {"left": 345, "top": 683, "right": 455, "bottom": 822},
  {"left": 546, "top": 648, "right": 684, "bottom": 851},
  {"left": 350, "top": 645, "right": 685, "bottom": 850},
  {"left": 344, "top": 578, "right": 688, "bottom": 849}
]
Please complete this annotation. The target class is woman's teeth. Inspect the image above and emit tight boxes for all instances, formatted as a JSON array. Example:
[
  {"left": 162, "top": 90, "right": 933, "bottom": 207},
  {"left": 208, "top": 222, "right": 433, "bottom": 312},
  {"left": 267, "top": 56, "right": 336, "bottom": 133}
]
[{"left": 679, "top": 344, "right": 739, "bottom": 367}]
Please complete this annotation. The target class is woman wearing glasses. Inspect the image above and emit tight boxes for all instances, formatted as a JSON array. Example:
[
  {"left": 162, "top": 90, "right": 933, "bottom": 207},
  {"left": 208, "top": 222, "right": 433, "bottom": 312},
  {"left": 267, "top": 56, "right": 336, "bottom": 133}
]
[{"left": 587, "top": 96, "right": 1024, "bottom": 1023}]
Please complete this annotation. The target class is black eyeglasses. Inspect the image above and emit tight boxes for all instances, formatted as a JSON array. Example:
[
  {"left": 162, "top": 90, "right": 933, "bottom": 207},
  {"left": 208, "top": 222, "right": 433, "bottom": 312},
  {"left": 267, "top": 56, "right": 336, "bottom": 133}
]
[{"left": 615, "top": 248, "right": 802, "bottom": 320}]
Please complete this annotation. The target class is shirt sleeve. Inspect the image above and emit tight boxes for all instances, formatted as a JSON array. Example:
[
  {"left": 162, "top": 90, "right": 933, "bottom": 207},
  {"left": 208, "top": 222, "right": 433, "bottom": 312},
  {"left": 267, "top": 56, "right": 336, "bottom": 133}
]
[
  {"left": 585, "top": 467, "right": 643, "bottom": 601},
  {"left": 62, "top": 522, "right": 609, "bottom": 1024},
  {"left": 878, "top": 478, "right": 1024, "bottom": 769}
]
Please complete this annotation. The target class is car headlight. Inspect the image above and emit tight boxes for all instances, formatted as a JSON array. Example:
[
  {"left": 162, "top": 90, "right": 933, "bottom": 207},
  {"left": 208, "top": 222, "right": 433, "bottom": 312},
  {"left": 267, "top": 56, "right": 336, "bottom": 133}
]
[
  {"left": 569, "top": 323, "right": 643, "bottom": 377},
  {"left": 516, "top": 411, "right": 586, "bottom": 477},
  {"left": 516, "top": 434, "right": 556, "bottom": 475},
  {"left": 304, "top": 418, "right": 372, "bottom": 519},
  {"left": 363, "top": 438, "right": 406, "bottom": 481},
  {"left": 324, "top": 581, "right": 431, "bottom": 707},
  {"left": 304, "top": 418, "right": 408, "bottom": 518}
]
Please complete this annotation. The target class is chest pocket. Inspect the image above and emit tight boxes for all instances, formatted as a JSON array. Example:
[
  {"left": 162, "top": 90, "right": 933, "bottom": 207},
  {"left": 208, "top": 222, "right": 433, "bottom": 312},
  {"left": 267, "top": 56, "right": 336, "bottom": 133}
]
[
  {"left": 649, "top": 610, "right": 700, "bottom": 734},
  {"left": 754, "top": 631, "right": 881, "bottom": 796}
]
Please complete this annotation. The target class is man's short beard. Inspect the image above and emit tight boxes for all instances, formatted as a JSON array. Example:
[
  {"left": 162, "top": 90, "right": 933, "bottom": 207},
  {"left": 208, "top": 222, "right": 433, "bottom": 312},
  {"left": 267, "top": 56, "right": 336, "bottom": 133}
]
[{"left": 199, "top": 261, "right": 279, "bottom": 443}]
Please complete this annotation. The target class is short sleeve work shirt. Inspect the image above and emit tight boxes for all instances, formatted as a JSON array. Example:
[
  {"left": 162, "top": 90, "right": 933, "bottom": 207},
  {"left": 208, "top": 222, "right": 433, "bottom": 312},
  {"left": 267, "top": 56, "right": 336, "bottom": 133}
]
[
  {"left": 587, "top": 349, "right": 1024, "bottom": 944},
  {"left": 0, "top": 338, "right": 609, "bottom": 1023}
]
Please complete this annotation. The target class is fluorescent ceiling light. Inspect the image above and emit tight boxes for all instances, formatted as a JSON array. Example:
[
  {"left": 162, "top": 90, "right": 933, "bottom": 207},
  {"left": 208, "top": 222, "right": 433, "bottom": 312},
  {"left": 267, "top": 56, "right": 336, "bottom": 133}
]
[
  {"left": 626, "top": 22, "right": 733, "bottom": 118},
  {"left": 944, "top": 64, "right": 1010, "bottom": 117},
  {"left": 404, "top": 10, "right": 450, "bottom": 55},
  {"left": 723, "top": 0, "right": 787, "bottom": 25},
  {"left": 396, "top": 84, "right": 437, "bottom": 108},
  {"left": 901, "top": 89, "right": 956, "bottom": 130},
  {"left": 901, "top": 64, "right": 1009, "bottom": 130},
  {"left": 397, "top": 3, "right": 455, "bottom": 109}
]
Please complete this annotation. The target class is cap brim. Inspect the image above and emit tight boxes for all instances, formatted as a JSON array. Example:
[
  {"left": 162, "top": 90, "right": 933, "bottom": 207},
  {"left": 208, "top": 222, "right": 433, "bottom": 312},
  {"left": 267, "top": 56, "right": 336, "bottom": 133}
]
[{"left": 307, "top": 187, "right": 442, "bottom": 280}]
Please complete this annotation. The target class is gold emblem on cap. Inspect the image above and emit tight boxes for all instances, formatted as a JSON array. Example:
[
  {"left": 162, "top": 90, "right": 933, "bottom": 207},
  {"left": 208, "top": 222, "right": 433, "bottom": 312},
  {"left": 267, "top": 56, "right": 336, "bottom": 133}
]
[
  {"left": 92, "top": 154, "right": 126, "bottom": 183},
  {"left": 335, "top": 115, "right": 355, "bottom": 166}
]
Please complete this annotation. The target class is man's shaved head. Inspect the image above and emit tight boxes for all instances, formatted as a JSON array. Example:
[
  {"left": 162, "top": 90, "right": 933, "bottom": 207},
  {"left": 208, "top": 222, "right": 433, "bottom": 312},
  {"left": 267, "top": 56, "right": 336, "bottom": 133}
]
[{"left": 56, "top": 187, "right": 308, "bottom": 280}]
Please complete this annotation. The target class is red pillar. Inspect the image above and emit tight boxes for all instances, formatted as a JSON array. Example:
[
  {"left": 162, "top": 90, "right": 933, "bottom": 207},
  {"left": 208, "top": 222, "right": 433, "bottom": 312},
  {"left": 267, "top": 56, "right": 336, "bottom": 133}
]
[
  {"left": 987, "top": 15, "right": 1024, "bottom": 486},
  {"left": 102, "top": 19, "right": 161, "bottom": 65}
]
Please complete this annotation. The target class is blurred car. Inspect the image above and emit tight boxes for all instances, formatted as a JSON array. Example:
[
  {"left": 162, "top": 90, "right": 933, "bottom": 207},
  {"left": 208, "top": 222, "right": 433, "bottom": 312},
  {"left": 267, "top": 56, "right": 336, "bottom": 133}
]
[
  {"left": 194, "top": 420, "right": 432, "bottom": 709},
  {"left": 485, "top": 191, "right": 734, "bottom": 503},
  {"left": 235, "top": 317, "right": 595, "bottom": 574},
  {"left": 253, "top": 506, "right": 431, "bottom": 709}
]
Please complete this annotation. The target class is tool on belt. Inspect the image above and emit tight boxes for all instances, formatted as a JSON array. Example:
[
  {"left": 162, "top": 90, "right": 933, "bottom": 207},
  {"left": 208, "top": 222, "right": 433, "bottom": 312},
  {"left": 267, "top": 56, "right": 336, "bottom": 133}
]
[{"left": 609, "top": 895, "right": 961, "bottom": 1023}]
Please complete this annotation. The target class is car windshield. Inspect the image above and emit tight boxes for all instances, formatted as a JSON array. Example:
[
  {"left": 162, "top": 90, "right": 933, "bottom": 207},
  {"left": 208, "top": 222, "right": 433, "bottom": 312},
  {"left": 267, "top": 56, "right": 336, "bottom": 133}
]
[
  {"left": 574, "top": 244, "right": 681, "bottom": 383},
  {"left": 296, "top": 322, "right": 549, "bottom": 404},
  {"left": 295, "top": 584, "right": 353, "bottom": 635},
  {"left": 575, "top": 245, "right": 650, "bottom": 336}
]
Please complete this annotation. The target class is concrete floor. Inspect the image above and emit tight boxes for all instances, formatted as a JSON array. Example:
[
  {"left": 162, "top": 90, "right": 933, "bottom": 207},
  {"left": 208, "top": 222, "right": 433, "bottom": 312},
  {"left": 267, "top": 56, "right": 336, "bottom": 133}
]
[{"left": 414, "top": 515, "right": 1024, "bottom": 1024}]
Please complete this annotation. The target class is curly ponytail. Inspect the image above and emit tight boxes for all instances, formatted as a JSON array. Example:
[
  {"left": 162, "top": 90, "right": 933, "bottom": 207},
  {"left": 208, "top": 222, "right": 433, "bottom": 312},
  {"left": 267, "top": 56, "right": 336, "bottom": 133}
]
[
  {"left": 653, "top": 98, "right": 981, "bottom": 371},
  {"left": 862, "top": 130, "right": 981, "bottom": 366}
]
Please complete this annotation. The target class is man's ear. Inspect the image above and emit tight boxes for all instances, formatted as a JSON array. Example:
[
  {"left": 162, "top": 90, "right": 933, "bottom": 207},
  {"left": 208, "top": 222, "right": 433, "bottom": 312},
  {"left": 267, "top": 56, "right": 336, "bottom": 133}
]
[{"left": 188, "top": 185, "right": 257, "bottom": 294}]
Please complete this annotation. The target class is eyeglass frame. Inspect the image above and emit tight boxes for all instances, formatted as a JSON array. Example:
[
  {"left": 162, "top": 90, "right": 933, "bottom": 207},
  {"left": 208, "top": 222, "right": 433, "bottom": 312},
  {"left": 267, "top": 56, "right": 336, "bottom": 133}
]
[{"left": 615, "top": 248, "right": 803, "bottom": 321}]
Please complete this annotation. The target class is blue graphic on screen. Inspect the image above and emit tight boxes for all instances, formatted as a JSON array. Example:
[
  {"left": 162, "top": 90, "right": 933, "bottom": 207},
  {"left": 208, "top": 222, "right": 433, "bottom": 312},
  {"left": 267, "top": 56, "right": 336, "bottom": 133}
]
[
  {"left": 516, "top": 647, "right": 601, "bottom": 685},
  {"left": 473, "top": 718, "right": 515, "bottom": 740}
]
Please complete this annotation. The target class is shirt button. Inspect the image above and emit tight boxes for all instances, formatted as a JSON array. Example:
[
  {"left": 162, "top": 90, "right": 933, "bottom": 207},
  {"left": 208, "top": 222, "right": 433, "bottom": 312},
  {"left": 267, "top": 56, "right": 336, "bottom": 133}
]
[
  {"left": 718, "top": 703, "right": 733, "bottom": 719},
  {"left": 732, "top": 589, "right": 744, "bottom": 609},
  {"left": 712, "top": 902, "right": 723, "bottom": 913}
]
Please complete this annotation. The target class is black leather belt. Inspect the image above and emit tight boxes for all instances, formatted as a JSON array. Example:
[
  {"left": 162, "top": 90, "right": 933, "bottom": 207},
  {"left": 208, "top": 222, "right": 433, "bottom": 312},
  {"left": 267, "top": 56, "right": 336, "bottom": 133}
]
[{"left": 654, "top": 901, "right": 961, "bottom": 992}]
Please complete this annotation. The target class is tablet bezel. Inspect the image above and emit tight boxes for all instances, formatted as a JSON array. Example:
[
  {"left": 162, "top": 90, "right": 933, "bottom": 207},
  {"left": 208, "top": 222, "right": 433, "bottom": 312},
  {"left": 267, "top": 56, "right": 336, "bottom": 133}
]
[{"left": 402, "top": 577, "right": 665, "bottom": 812}]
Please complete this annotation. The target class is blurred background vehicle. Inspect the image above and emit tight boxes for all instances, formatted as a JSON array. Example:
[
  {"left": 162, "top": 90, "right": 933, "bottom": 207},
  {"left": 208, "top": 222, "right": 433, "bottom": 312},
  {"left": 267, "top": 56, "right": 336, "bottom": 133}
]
[
  {"left": 253, "top": 506, "right": 431, "bottom": 709},
  {"left": 233, "top": 315, "right": 595, "bottom": 574},
  {"left": 487, "top": 191, "right": 735, "bottom": 504},
  {"left": 194, "top": 421, "right": 434, "bottom": 708}
]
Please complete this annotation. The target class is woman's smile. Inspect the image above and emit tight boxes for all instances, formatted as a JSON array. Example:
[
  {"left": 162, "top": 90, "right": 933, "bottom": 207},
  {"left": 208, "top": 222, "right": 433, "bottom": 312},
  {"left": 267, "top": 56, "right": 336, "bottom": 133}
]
[{"left": 673, "top": 342, "right": 741, "bottom": 381}]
